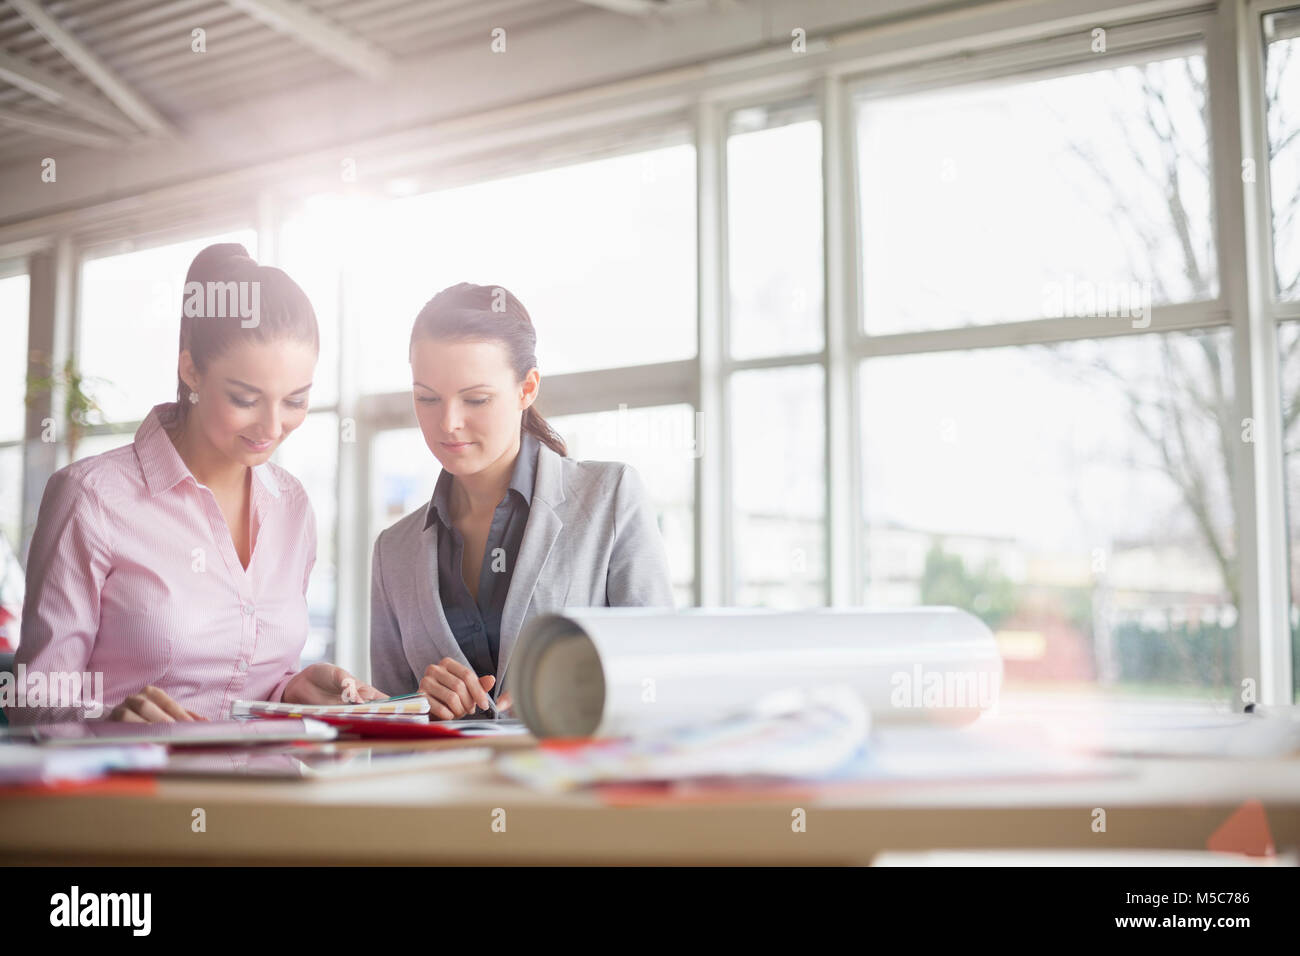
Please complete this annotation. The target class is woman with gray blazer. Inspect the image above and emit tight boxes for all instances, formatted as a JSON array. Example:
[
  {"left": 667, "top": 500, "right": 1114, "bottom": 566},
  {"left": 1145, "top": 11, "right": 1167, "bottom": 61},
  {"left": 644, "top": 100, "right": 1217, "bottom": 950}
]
[{"left": 369, "top": 283, "right": 675, "bottom": 719}]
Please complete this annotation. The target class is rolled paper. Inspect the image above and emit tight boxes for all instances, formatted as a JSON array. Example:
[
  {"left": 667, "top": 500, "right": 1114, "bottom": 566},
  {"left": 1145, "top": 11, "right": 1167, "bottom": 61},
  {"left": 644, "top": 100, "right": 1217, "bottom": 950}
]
[{"left": 507, "top": 606, "right": 1002, "bottom": 739}]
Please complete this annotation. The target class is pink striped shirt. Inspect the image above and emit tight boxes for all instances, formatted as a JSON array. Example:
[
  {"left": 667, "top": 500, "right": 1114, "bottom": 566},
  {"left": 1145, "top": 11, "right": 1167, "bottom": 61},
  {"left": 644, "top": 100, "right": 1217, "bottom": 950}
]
[{"left": 5, "top": 402, "right": 315, "bottom": 724}]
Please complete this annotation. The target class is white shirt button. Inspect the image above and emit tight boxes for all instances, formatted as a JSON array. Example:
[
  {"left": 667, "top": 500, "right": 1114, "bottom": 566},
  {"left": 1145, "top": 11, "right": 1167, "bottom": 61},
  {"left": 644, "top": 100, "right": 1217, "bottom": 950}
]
[
  {"left": 241, "top": 604, "right": 254, "bottom": 616},
  {"left": 236, "top": 659, "right": 248, "bottom": 672}
]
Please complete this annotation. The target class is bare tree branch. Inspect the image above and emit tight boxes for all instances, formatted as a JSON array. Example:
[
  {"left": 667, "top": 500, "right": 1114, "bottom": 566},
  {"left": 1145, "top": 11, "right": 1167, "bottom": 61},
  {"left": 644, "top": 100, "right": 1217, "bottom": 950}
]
[{"left": 1053, "top": 58, "right": 1263, "bottom": 615}]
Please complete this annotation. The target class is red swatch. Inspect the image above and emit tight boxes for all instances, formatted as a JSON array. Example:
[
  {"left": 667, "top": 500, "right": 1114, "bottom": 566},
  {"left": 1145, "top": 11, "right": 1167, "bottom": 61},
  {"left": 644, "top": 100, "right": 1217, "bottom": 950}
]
[{"left": 1206, "top": 799, "right": 1275, "bottom": 857}]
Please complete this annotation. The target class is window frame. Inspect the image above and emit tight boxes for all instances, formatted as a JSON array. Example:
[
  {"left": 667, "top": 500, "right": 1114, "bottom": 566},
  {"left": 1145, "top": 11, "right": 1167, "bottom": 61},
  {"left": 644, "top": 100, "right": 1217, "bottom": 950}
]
[
  {"left": 833, "top": 8, "right": 1285, "bottom": 702},
  {"left": 0, "top": 265, "right": 30, "bottom": 559},
  {"left": 3, "top": 0, "right": 1291, "bottom": 702},
  {"left": 1243, "top": 0, "right": 1300, "bottom": 702}
]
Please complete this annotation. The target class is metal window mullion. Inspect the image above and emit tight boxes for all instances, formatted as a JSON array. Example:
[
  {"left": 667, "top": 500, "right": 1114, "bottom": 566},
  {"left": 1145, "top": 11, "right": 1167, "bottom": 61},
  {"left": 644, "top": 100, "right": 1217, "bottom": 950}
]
[
  {"left": 852, "top": 303, "right": 1231, "bottom": 358},
  {"left": 1244, "top": 0, "right": 1293, "bottom": 704},
  {"left": 722, "top": 349, "right": 827, "bottom": 374},
  {"left": 695, "top": 98, "right": 727, "bottom": 608},
  {"left": 821, "top": 73, "right": 859, "bottom": 608},
  {"left": 528, "top": 362, "right": 698, "bottom": 416},
  {"left": 1233, "top": 0, "right": 1294, "bottom": 704},
  {"left": 20, "top": 236, "right": 74, "bottom": 563},
  {"left": 843, "top": 14, "right": 1215, "bottom": 100},
  {"left": 335, "top": 255, "right": 366, "bottom": 679}
]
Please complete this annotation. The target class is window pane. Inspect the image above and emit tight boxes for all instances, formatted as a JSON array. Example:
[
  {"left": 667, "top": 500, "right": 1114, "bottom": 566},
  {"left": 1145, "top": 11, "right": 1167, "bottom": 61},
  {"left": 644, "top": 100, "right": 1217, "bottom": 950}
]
[
  {"left": 278, "top": 211, "right": 342, "bottom": 407},
  {"left": 272, "top": 411, "right": 338, "bottom": 664},
  {"left": 0, "top": 447, "right": 21, "bottom": 650},
  {"left": 548, "top": 404, "right": 696, "bottom": 607},
  {"left": 371, "top": 427, "right": 436, "bottom": 544},
  {"left": 0, "top": 274, "right": 29, "bottom": 442},
  {"left": 727, "top": 110, "right": 824, "bottom": 358},
  {"left": 730, "top": 364, "right": 825, "bottom": 607},
  {"left": 352, "top": 144, "right": 697, "bottom": 393},
  {"left": 857, "top": 52, "right": 1215, "bottom": 334},
  {"left": 80, "top": 229, "right": 258, "bottom": 424},
  {"left": 1278, "top": 321, "right": 1300, "bottom": 702},
  {"left": 861, "top": 330, "right": 1238, "bottom": 699},
  {"left": 1265, "top": 10, "right": 1300, "bottom": 302},
  {"left": 0, "top": 445, "right": 21, "bottom": 559}
]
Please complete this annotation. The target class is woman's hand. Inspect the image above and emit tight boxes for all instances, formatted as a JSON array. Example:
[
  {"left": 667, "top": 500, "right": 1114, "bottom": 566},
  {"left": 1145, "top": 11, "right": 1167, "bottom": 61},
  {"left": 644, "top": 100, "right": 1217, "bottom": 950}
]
[
  {"left": 282, "top": 663, "right": 386, "bottom": 705},
  {"left": 108, "top": 685, "right": 206, "bottom": 722},
  {"left": 419, "top": 658, "right": 500, "bottom": 719}
]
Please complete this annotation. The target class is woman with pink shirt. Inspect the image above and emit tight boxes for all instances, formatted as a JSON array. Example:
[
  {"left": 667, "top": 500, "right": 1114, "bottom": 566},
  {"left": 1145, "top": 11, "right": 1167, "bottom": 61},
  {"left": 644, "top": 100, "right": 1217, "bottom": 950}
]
[{"left": 6, "top": 243, "right": 384, "bottom": 724}]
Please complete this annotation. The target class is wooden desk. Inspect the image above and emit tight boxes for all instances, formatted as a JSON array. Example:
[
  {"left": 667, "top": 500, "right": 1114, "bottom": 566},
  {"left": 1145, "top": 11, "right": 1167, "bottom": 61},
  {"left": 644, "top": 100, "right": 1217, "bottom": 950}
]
[{"left": 3, "top": 705, "right": 1299, "bottom": 865}]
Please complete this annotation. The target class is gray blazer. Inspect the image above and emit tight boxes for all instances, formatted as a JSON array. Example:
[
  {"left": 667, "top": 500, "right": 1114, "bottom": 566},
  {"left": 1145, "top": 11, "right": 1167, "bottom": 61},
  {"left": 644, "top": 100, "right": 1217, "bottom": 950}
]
[{"left": 369, "top": 439, "right": 675, "bottom": 699}]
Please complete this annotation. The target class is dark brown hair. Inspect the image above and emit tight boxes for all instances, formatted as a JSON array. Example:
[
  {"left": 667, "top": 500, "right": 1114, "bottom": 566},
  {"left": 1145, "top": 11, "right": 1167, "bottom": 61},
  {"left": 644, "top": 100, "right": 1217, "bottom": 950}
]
[
  {"left": 409, "top": 283, "right": 567, "bottom": 457},
  {"left": 176, "top": 242, "right": 319, "bottom": 415}
]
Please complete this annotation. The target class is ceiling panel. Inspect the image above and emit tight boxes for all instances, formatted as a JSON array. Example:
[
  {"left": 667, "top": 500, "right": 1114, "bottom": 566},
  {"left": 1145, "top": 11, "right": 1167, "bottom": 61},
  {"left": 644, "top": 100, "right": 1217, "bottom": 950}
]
[{"left": 0, "top": 0, "right": 696, "bottom": 164}]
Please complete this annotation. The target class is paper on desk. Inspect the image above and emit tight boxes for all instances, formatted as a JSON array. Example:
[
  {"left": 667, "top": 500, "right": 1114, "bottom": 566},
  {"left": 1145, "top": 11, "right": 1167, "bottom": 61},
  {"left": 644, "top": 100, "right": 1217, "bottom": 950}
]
[
  {"left": 820, "top": 723, "right": 1113, "bottom": 783},
  {"left": 495, "top": 686, "right": 870, "bottom": 792},
  {"left": 438, "top": 720, "right": 530, "bottom": 737},
  {"left": 0, "top": 742, "right": 166, "bottom": 786},
  {"left": 144, "top": 745, "right": 494, "bottom": 780},
  {"left": 231, "top": 696, "right": 430, "bottom": 718},
  {"left": 1041, "top": 709, "right": 1300, "bottom": 758}
]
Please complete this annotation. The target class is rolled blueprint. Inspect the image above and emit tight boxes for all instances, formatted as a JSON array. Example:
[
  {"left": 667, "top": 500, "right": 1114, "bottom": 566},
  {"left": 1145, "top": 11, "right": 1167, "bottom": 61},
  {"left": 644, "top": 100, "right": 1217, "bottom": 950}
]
[{"left": 507, "top": 606, "right": 1002, "bottom": 738}]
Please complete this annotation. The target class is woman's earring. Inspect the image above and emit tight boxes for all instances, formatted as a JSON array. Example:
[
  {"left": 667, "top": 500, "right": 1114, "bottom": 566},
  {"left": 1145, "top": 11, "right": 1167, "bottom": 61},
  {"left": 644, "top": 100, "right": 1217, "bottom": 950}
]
[{"left": 188, "top": 391, "right": 199, "bottom": 405}]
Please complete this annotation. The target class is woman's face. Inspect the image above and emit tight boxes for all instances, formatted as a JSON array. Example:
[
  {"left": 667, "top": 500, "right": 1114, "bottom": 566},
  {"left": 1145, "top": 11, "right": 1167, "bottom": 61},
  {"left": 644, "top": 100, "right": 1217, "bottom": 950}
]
[
  {"left": 410, "top": 337, "right": 538, "bottom": 476},
  {"left": 180, "top": 338, "right": 316, "bottom": 467}
]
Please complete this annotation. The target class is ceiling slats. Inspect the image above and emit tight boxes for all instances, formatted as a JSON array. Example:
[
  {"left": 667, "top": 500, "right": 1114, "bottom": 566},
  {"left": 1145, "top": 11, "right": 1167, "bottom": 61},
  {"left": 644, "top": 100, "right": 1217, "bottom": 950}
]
[{"left": 0, "top": 0, "right": 679, "bottom": 160}]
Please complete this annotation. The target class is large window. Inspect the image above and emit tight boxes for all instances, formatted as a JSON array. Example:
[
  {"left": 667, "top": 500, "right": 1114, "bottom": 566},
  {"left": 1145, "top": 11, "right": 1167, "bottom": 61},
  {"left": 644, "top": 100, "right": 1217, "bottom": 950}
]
[
  {"left": 861, "top": 331, "right": 1237, "bottom": 696},
  {"left": 1266, "top": 7, "right": 1300, "bottom": 701},
  {"left": 349, "top": 143, "right": 697, "bottom": 394},
  {"left": 854, "top": 46, "right": 1233, "bottom": 699},
  {"left": 857, "top": 52, "right": 1215, "bottom": 334},
  {"left": 725, "top": 104, "right": 827, "bottom": 608},
  {"left": 1265, "top": 9, "right": 1300, "bottom": 303},
  {"left": 727, "top": 104, "right": 824, "bottom": 359},
  {"left": 271, "top": 411, "right": 338, "bottom": 663},
  {"left": 12, "top": 5, "right": 1300, "bottom": 704},
  {"left": 371, "top": 427, "right": 436, "bottom": 543},
  {"left": 730, "top": 364, "right": 826, "bottom": 607},
  {"left": 278, "top": 209, "right": 342, "bottom": 407},
  {"left": 355, "top": 140, "right": 700, "bottom": 652},
  {"left": 0, "top": 273, "right": 29, "bottom": 555},
  {"left": 1280, "top": 322, "right": 1300, "bottom": 701},
  {"left": 549, "top": 404, "right": 696, "bottom": 607}
]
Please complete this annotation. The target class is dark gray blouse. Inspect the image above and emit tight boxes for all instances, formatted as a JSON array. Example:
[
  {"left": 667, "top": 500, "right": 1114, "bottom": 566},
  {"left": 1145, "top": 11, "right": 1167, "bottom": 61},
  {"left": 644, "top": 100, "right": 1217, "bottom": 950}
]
[{"left": 421, "top": 428, "right": 540, "bottom": 679}]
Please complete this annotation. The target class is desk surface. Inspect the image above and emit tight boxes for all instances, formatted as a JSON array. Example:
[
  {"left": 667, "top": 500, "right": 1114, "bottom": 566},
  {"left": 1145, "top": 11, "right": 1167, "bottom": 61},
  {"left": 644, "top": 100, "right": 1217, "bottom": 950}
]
[{"left": 3, "top": 701, "right": 1299, "bottom": 865}]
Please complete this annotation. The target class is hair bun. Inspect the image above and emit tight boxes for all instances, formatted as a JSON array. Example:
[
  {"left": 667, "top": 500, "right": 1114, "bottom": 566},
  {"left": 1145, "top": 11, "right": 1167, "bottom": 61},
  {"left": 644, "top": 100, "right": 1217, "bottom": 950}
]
[{"left": 186, "top": 242, "right": 254, "bottom": 283}]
